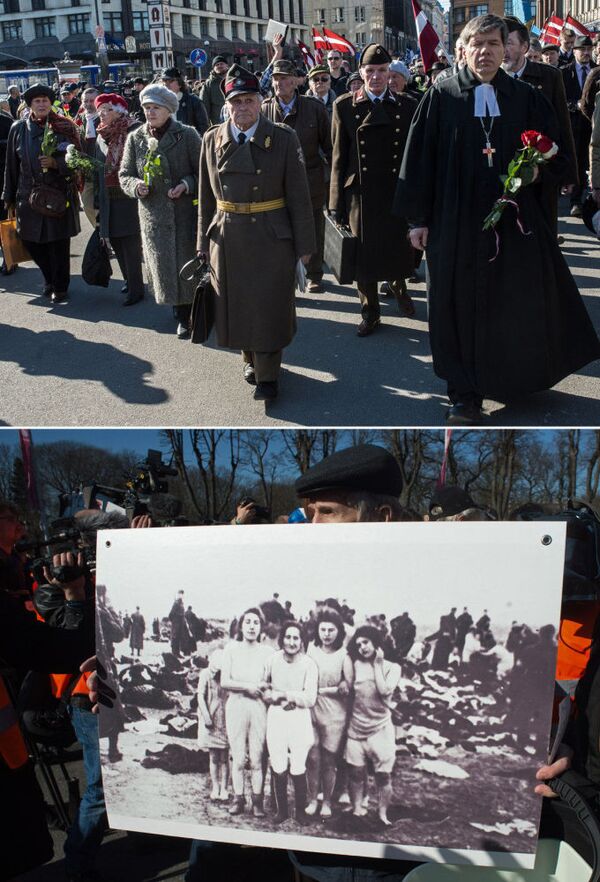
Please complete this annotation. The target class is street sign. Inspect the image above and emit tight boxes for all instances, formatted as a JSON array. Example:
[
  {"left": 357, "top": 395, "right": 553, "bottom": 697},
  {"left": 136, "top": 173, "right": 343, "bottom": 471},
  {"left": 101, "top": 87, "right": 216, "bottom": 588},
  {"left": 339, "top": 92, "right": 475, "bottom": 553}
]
[
  {"left": 124, "top": 35, "right": 136, "bottom": 53},
  {"left": 150, "top": 27, "right": 167, "bottom": 49},
  {"left": 151, "top": 49, "right": 174, "bottom": 71},
  {"left": 189, "top": 48, "right": 207, "bottom": 67}
]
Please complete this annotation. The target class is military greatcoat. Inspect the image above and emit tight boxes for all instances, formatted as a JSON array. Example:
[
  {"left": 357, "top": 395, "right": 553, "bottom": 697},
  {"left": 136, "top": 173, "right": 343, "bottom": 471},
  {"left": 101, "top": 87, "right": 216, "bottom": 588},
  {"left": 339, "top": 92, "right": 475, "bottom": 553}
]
[
  {"left": 329, "top": 87, "right": 415, "bottom": 285},
  {"left": 198, "top": 114, "right": 315, "bottom": 352}
]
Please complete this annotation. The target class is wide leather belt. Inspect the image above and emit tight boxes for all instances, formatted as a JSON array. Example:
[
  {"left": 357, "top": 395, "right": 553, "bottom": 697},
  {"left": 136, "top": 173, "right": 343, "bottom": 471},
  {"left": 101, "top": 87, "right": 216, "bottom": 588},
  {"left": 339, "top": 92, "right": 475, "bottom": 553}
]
[{"left": 216, "top": 198, "right": 286, "bottom": 214}]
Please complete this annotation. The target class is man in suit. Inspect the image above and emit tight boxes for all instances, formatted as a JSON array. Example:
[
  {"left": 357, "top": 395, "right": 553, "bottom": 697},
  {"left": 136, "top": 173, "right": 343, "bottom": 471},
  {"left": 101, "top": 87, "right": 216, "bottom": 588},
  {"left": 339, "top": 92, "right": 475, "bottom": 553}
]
[
  {"left": 559, "top": 27, "right": 576, "bottom": 68},
  {"left": 562, "top": 35, "right": 597, "bottom": 216},
  {"left": 329, "top": 43, "right": 416, "bottom": 336},
  {"left": 262, "top": 59, "right": 332, "bottom": 294},
  {"left": 503, "top": 17, "right": 577, "bottom": 234}
]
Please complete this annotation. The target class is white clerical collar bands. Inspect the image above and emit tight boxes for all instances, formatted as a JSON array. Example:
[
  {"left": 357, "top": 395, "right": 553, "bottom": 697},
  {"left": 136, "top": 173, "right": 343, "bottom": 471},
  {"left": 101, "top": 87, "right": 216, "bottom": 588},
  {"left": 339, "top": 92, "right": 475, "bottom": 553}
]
[{"left": 474, "top": 83, "right": 501, "bottom": 117}]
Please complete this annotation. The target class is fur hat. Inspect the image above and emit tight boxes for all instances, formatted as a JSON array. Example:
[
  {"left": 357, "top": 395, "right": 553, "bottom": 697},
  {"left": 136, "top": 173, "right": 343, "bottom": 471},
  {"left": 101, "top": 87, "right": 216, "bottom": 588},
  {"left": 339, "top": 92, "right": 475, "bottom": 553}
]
[{"left": 140, "top": 83, "right": 178, "bottom": 115}]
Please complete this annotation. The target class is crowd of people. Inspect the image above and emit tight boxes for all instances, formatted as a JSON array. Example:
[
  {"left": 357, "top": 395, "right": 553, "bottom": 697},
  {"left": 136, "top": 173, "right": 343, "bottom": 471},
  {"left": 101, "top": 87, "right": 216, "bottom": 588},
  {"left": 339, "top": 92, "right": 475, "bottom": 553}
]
[{"left": 1, "top": 15, "right": 600, "bottom": 413}]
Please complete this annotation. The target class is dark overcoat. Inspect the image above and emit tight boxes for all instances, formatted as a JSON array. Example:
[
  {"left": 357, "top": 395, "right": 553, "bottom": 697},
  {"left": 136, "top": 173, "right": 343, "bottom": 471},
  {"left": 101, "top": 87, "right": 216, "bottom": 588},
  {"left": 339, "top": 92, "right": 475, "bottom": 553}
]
[
  {"left": 562, "top": 60, "right": 597, "bottom": 185},
  {"left": 199, "top": 74, "right": 225, "bottom": 125},
  {"left": 261, "top": 93, "right": 332, "bottom": 207},
  {"left": 119, "top": 120, "right": 201, "bottom": 305},
  {"left": 329, "top": 87, "right": 415, "bottom": 284},
  {"left": 95, "top": 120, "right": 141, "bottom": 240},
  {"left": 2, "top": 117, "right": 80, "bottom": 243},
  {"left": 521, "top": 59, "right": 577, "bottom": 185},
  {"left": 198, "top": 115, "right": 315, "bottom": 352},
  {"left": 396, "top": 66, "right": 600, "bottom": 402},
  {"left": 177, "top": 91, "right": 209, "bottom": 137}
]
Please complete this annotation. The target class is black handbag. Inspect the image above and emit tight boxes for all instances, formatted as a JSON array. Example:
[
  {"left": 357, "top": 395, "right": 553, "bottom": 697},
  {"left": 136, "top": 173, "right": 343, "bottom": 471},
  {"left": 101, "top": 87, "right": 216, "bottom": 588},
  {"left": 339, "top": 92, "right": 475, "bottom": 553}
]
[
  {"left": 323, "top": 213, "right": 357, "bottom": 285},
  {"left": 29, "top": 182, "right": 67, "bottom": 218},
  {"left": 180, "top": 257, "right": 215, "bottom": 344},
  {"left": 82, "top": 229, "right": 112, "bottom": 288}
]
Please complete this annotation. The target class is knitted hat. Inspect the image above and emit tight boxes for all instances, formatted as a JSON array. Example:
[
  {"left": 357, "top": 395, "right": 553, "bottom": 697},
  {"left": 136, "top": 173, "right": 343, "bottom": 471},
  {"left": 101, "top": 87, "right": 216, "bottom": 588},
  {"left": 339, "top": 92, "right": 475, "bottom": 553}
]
[{"left": 139, "top": 83, "right": 178, "bottom": 114}]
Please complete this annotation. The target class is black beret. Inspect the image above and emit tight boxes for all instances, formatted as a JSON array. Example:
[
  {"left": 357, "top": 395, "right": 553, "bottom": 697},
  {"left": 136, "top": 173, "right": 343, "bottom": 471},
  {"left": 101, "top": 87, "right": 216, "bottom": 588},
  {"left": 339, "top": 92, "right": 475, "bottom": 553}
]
[
  {"left": 428, "top": 486, "right": 475, "bottom": 520},
  {"left": 161, "top": 66, "right": 182, "bottom": 79},
  {"left": 359, "top": 43, "right": 392, "bottom": 66},
  {"left": 541, "top": 42, "right": 559, "bottom": 52},
  {"left": 23, "top": 83, "right": 55, "bottom": 105},
  {"left": 295, "top": 444, "right": 403, "bottom": 498},
  {"left": 212, "top": 54, "right": 228, "bottom": 66},
  {"left": 348, "top": 71, "right": 363, "bottom": 85},
  {"left": 574, "top": 35, "right": 593, "bottom": 48}
]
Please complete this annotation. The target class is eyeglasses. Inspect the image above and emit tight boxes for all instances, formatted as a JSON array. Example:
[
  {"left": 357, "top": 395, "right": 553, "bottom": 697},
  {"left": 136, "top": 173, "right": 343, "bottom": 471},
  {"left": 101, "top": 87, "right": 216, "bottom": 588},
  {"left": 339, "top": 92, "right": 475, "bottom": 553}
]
[
  {"left": 328, "top": 56, "right": 341, "bottom": 61},
  {"left": 312, "top": 76, "right": 331, "bottom": 82}
]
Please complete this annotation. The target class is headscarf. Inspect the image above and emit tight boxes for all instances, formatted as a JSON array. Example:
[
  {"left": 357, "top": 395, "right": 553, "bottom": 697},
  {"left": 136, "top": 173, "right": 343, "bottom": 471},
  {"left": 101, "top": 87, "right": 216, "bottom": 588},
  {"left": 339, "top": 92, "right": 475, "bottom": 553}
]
[{"left": 96, "top": 113, "right": 137, "bottom": 188}]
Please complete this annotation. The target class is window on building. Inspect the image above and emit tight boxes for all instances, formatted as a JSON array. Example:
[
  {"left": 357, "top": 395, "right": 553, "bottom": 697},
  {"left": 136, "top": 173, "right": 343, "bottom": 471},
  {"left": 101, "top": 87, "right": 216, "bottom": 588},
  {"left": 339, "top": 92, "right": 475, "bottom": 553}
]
[
  {"left": 256, "top": 0, "right": 262, "bottom": 17},
  {"left": 245, "top": 21, "right": 252, "bottom": 39},
  {"left": 200, "top": 15, "right": 209, "bottom": 33},
  {"left": 3, "top": 0, "right": 19, "bottom": 12},
  {"left": 279, "top": 0, "right": 284, "bottom": 20},
  {"left": 216, "top": 0, "right": 222, "bottom": 11},
  {"left": 183, "top": 0, "right": 191, "bottom": 7},
  {"left": 32, "top": 0, "right": 45, "bottom": 10},
  {"left": 475, "top": 3, "right": 488, "bottom": 14},
  {"left": 71, "top": 0, "right": 80, "bottom": 6},
  {"left": 132, "top": 10, "right": 149, "bottom": 30},
  {"left": 333, "top": 6, "right": 344, "bottom": 21},
  {"left": 317, "top": 7, "right": 325, "bottom": 22},
  {"left": 230, "top": 0, "right": 237, "bottom": 12},
  {"left": 257, "top": 22, "right": 265, "bottom": 39},
  {"left": 288, "top": 0, "right": 293, "bottom": 22},
  {"left": 2, "top": 21, "right": 22, "bottom": 39},
  {"left": 298, "top": 0, "right": 303, "bottom": 21},
  {"left": 267, "top": 0, "right": 273, "bottom": 16},
  {"left": 244, "top": 0, "right": 250, "bottom": 14},
  {"left": 104, "top": 12, "right": 123, "bottom": 31},
  {"left": 182, "top": 13, "right": 193, "bottom": 32},
  {"left": 453, "top": 6, "right": 465, "bottom": 22},
  {"left": 68, "top": 13, "right": 90, "bottom": 33},
  {"left": 217, "top": 17, "right": 225, "bottom": 35},
  {"left": 34, "top": 16, "right": 55, "bottom": 37},
  {"left": 354, "top": 5, "right": 365, "bottom": 21},
  {"left": 231, "top": 19, "right": 238, "bottom": 36}
]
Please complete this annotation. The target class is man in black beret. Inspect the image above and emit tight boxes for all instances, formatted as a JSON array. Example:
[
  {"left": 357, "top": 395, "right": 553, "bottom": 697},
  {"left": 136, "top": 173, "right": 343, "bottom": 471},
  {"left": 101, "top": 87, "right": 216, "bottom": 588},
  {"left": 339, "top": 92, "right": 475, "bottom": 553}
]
[
  {"left": 502, "top": 16, "right": 577, "bottom": 236},
  {"left": 542, "top": 43, "right": 560, "bottom": 67},
  {"left": 200, "top": 54, "right": 229, "bottom": 124},
  {"left": 295, "top": 443, "right": 406, "bottom": 522},
  {"left": 329, "top": 42, "right": 417, "bottom": 336},
  {"left": 562, "top": 34, "right": 597, "bottom": 216},
  {"left": 426, "top": 485, "right": 491, "bottom": 521},
  {"left": 161, "top": 65, "right": 209, "bottom": 136}
]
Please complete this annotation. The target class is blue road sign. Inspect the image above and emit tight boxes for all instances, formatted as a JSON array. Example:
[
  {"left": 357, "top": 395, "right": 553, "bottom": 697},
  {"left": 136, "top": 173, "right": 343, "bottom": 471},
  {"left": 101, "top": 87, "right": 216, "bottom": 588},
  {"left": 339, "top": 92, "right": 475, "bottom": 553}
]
[{"left": 189, "top": 48, "right": 208, "bottom": 67}]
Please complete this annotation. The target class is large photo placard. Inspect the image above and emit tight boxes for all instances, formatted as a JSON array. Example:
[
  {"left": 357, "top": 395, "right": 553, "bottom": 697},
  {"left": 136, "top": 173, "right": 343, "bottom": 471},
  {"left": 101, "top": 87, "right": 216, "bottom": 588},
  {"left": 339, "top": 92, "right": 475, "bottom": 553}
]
[{"left": 95, "top": 522, "right": 565, "bottom": 869}]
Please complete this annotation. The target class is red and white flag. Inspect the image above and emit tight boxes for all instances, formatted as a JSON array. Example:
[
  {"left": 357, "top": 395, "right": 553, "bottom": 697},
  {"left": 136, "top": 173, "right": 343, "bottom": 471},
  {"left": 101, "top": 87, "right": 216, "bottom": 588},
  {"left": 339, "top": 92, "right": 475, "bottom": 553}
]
[
  {"left": 411, "top": 0, "right": 441, "bottom": 73},
  {"left": 312, "top": 27, "right": 327, "bottom": 62},
  {"left": 437, "top": 429, "right": 453, "bottom": 488},
  {"left": 297, "top": 39, "right": 316, "bottom": 68},
  {"left": 565, "top": 13, "right": 592, "bottom": 38},
  {"left": 18, "top": 429, "right": 40, "bottom": 512},
  {"left": 540, "top": 14, "right": 564, "bottom": 46},
  {"left": 322, "top": 27, "right": 356, "bottom": 55}
]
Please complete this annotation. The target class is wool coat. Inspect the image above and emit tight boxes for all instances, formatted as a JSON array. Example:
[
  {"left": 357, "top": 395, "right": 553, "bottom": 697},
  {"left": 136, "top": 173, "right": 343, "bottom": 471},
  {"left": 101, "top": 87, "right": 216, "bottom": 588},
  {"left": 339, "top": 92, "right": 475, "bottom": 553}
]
[
  {"left": 119, "top": 120, "right": 201, "bottom": 305},
  {"left": 261, "top": 93, "right": 332, "bottom": 207},
  {"left": 95, "top": 120, "right": 141, "bottom": 240},
  {"left": 198, "top": 115, "right": 315, "bottom": 352},
  {"left": 395, "top": 66, "right": 600, "bottom": 403},
  {"left": 329, "top": 87, "right": 415, "bottom": 285},
  {"left": 199, "top": 74, "right": 226, "bottom": 125},
  {"left": 3, "top": 117, "right": 80, "bottom": 243}
]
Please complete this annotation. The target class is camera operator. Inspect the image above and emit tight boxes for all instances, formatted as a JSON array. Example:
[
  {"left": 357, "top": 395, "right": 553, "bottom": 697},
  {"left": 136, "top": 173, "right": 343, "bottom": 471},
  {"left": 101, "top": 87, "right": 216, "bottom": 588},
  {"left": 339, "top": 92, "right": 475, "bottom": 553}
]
[
  {"left": 230, "top": 497, "right": 272, "bottom": 525},
  {"left": 0, "top": 499, "right": 31, "bottom": 602},
  {"left": 34, "top": 508, "right": 130, "bottom": 882}
]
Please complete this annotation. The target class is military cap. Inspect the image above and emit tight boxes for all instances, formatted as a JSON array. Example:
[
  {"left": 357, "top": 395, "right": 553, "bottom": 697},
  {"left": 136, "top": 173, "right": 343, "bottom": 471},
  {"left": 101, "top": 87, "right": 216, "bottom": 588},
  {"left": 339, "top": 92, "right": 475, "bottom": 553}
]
[
  {"left": 574, "top": 35, "right": 593, "bottom": 48},
  {"left": 161, "top": 66, "right": 182, "bottom": 80},
  {"left": 295, "top": 444, "right": 403, "bottom": 498},
  {"left": 430, "top": 61, "right": 448, "bottom": 73},
  {"left": 541, "top": 42, "right": 559, "bottom": 52},
  {"left": 23, "top": 83, "right": 55, "bottom": 105},
  {"left": 428, "top": 486, "right": 476, "bottom": 520},
  {"left": 307, "top": 64, "right": 330, "bottom": 80},
  {"left": 221, "top": 64, "right": 260, "bottom": 99},
  {"left": 359, "top": 43, "right": 392, "bottom": 66},
  {"left": 212, "top": 54, "right": 228, "bottom": 66},
  {"left": 272, "top": 59, "right": 297, "bottom": 77}
]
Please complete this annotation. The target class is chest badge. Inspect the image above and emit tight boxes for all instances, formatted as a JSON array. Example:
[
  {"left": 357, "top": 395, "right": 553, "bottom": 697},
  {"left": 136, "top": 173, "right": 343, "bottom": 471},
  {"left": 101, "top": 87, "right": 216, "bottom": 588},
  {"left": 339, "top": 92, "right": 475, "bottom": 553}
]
[{"left": 265, "top": 136, "right": 271, "bottom": 149}]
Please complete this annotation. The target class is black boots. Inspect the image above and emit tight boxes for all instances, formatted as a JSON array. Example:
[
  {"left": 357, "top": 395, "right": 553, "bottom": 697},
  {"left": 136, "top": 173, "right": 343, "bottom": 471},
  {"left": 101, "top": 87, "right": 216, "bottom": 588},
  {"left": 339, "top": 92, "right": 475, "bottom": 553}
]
[
  {"left": 292, "top": 774, "right": 310, "bottom": 826},
  {"left": 272, "top": 771, "right": 289, "bottom": 824}
]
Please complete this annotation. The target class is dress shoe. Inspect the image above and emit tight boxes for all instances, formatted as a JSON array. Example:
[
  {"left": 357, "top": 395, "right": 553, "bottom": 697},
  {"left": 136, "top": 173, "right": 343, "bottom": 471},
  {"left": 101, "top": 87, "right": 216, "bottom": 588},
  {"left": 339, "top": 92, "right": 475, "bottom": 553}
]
[
  {"left": 176, "top": 322, "right": 190, "bottom": 339},
  {"left": 570, "top": 204, "right": 583, "bottom": 218},
  {"left": 243, "top": 363, "right": 257, "bottom": 385},
  {"left": 121, "top": 282, "right": 129, "bottom": 294},
  {"left": 123, "top": 293, "right": 143, "bottom": 306},
  {"left": 394, "top": 281, "right": 416, "bottom": 317},
  {"left": 357, "top": 318, "right": 380, "bottom": 337},
  {"left": 51, "top": 290, "right": 68, "bottom": 304},
  {"left": 557, "top": 235, "right": 564, "bottom": 244},
  {"left": 445, "top": 402, "right": 483, "bottom": 426},
  {"left": 254, "top": 381, "right": 278, "bottom": 401},
  {"left": 0, "top": 260, "right": 16, "bottom": 275},
  {"left": 379, "top": 281, "right": 393, "bottom": 298},
  {"left": 307, "top": 280, "right": 323, "bottom": 293},
  {"left": 42, "top": 284, "right": 53, "bottom": 297}
]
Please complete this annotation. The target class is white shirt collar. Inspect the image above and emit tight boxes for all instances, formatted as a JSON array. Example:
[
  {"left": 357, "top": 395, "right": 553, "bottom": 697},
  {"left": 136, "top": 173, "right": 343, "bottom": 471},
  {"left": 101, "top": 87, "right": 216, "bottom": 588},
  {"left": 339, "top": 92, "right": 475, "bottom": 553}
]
[
  {"left": 473, "top": 83, "right": 501, "bottom": 117},
  {"left": 365, "top": 87, "right": 385, "bottom": 102},
  {"left": 229, "top": 118, "right": 260, "bottom": 142},
  {"left": 513, "top": 59, "right": 528, "bottom": 78}
]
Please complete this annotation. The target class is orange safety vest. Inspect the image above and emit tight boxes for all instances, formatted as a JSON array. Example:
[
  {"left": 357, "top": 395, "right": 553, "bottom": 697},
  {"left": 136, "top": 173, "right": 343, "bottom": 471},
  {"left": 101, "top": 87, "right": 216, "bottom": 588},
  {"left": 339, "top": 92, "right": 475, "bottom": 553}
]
[
  {"left": 0, "top": 675, "right": 29, "bottom": 770},
  {"left": 556, "top": 600, "right": 600, "bottom": 691}
]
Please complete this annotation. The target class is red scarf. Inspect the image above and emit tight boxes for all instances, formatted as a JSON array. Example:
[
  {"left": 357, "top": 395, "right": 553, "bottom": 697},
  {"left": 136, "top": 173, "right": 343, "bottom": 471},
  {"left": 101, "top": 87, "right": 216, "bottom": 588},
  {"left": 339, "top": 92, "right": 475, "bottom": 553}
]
[
  {"left": 31, "top": 108, "right": 82, "bottom": 150},
  {"left": 97, "top": 114, "right": 136, "bottom": 188}
]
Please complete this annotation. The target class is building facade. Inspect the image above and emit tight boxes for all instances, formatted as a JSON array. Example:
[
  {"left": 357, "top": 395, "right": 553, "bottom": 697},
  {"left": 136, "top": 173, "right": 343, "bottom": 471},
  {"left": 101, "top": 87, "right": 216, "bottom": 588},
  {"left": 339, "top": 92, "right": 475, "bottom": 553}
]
[{"left": 0, "top": 0, "right": 310, "bottom": 75}]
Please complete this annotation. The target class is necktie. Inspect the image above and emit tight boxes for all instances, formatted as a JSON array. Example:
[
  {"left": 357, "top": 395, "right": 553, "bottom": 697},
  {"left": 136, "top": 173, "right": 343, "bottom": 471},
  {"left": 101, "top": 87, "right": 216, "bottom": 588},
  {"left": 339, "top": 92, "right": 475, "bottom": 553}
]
[
  {"left": 238, "top": 132, "right": 246, "bottom": 144},
  {"left": 373, "top": 97, "right": 380, "bottom": 105},
  {"left": 513, "top": 73, "right": 519, "bottom": 79}
]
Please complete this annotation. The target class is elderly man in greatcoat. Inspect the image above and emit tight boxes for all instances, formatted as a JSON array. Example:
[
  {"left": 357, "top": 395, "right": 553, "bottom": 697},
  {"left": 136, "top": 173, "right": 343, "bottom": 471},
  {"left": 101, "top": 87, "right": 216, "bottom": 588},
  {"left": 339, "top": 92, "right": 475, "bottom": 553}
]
[
  {"left": 198, "top": 65, "right": 315, "bottom": 402},
  {"left": 262, "top": 59, "right": 332, "bottom": 294},
  {"left": 329, "top": 43, "right": 416, "bottom": 336}
]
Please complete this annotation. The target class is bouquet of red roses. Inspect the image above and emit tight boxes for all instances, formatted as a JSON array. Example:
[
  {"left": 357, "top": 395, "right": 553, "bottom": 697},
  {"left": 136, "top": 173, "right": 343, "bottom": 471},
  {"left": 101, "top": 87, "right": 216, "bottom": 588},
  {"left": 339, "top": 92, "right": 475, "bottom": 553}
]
[{"left": 482, "top": 130, "right": 559, "bottom": 233}]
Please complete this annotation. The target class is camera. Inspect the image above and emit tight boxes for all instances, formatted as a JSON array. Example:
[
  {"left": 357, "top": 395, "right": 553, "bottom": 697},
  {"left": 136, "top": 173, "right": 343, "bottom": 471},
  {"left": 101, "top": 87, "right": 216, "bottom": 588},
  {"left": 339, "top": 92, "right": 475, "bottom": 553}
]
[
  {"left": 15, "top": 517, "right": 94, "bottom": 584},
  {"left": 238, "top": 497, "right": 271, "bottom": 522}
]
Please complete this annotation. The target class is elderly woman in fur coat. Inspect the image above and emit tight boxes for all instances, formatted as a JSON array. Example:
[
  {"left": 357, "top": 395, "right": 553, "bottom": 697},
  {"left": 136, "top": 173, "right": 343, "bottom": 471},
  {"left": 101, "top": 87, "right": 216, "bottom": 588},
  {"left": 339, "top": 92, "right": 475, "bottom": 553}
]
[{"left": 119, "top": 84, "right": 201, "bottom": 337}]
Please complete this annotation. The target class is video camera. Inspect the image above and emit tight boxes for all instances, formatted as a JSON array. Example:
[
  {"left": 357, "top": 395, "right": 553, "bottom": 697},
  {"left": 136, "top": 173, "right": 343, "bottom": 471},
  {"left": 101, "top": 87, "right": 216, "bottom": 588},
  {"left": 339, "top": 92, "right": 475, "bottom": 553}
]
[{"left": 15, "top": 517, "right": 96, "bottom": 584}]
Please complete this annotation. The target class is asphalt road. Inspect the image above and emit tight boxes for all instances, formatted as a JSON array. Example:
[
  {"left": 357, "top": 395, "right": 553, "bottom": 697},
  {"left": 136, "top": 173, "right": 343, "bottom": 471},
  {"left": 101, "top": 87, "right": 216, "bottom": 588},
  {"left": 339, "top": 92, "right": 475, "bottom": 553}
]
[{"left": 1, "top": 203, "right": 598, "bottom": 428}]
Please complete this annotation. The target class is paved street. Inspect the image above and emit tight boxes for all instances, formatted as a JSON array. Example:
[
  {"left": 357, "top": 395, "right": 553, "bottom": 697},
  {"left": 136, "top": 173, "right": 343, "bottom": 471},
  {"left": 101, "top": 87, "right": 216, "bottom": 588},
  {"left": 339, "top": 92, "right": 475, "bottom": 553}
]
[{"left": 1, "top": 202, "right": 599, "bottom": 428}]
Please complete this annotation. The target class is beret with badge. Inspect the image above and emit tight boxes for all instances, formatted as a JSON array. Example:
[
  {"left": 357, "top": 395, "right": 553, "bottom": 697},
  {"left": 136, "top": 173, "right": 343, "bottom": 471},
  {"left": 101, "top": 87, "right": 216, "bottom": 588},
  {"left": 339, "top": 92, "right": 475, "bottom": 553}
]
[
  {"left": 295, "top": 444, "right": 403, "bottom": 498},
  {"left": 359, "top": 43, "right": 392, "bottom": 66}
]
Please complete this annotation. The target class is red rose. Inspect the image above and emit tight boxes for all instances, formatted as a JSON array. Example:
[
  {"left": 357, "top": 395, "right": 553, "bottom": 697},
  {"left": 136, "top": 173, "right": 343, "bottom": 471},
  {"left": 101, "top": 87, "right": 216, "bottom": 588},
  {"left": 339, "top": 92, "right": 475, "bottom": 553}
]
[
  {"left": 521, "top": 130, "right": 541, "bottom": 148},
  {"left": 535, "top": 133, "right": 554, "bottom": 154}
]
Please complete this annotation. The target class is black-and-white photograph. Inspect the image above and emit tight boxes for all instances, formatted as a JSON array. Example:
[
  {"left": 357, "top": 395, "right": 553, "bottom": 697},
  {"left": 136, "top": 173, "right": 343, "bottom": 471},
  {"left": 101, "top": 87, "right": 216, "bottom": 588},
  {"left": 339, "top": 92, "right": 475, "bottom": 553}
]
[{"left": 95, "top": 522, "right": 565, "bottom": 868}]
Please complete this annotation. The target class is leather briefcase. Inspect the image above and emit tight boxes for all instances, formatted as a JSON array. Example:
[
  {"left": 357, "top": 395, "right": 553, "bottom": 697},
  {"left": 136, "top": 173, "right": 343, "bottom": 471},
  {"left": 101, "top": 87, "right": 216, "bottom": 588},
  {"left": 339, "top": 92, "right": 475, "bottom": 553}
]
[
  {"left": 323, "top": 214, "right": 357, "bottom": 285},
  {"left": 180, "top": 257, "right": 215, "bottom": 344}
]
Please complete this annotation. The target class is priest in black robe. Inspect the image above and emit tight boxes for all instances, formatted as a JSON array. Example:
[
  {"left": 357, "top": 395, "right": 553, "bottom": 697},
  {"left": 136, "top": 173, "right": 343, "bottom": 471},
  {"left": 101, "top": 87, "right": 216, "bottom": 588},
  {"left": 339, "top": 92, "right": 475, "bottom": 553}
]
[{"left": 395, "top": 13, "right": 600, "bottom": 425}]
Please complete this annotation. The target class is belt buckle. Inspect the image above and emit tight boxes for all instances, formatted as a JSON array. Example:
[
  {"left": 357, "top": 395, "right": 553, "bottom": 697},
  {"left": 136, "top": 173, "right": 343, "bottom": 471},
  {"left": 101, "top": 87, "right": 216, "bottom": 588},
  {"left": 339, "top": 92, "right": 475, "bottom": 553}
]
[{"left": 241, "top": 203, "right": 252, "bottom": 214}]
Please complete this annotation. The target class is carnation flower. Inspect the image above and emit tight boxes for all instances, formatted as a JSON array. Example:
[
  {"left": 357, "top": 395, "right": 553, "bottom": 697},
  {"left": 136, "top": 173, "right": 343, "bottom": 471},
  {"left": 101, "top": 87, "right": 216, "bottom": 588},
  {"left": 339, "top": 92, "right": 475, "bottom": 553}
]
[{"left": 148, "top": 137, "right": 159, "bottom": 152}]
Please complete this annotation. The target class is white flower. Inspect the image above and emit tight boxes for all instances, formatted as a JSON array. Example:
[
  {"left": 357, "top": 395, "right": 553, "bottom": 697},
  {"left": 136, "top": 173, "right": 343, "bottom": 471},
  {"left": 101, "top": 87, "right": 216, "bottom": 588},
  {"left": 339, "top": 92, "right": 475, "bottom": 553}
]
[
  {"left": 147, "top": 137, "right": 159, "bottom": 152},
  {"left": 66, "top": 144, "right": 76, "bottom": 155},
  {"left": 542, "top": 143, "right": 559, "bottom": 160}
]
